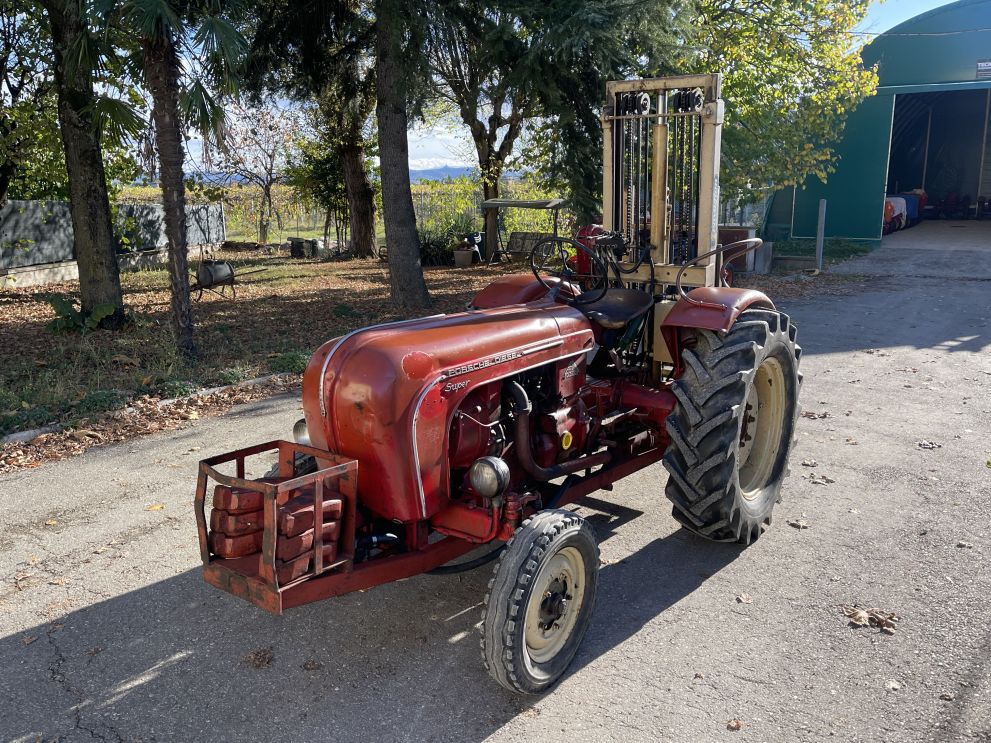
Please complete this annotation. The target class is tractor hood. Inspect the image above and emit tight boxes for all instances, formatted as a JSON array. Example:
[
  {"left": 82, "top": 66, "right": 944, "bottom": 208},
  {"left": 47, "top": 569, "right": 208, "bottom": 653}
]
[{"left": 300, "top": 302, "right": 594, "bottom": 522}]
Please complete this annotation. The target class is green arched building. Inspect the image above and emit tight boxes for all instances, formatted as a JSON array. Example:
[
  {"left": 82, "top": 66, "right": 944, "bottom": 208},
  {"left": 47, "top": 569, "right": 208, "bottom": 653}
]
[{"left": 766, "top": 0, "right": 991, "bottom": 243}]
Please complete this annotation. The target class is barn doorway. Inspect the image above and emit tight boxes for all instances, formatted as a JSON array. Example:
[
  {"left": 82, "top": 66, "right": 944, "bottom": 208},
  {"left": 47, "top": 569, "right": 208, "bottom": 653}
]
[{"left": 884, "top": 88, "right": 991, "bottom": 235}]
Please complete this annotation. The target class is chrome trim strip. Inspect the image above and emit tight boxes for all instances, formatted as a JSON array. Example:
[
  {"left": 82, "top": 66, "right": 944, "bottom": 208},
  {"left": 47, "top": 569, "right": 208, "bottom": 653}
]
[
  {"left": 410, "top": 342, "right": 592, "bottom": 518},
  {"left": 318, "top": 314, "right": 445, "bottom": 417},
  {"left": 411, "top": 373, "right": 448, "bottom": 519}
]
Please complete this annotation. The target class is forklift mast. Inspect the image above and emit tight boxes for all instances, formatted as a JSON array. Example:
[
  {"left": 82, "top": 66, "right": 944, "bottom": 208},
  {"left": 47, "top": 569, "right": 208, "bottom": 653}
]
[{"left": 601, "top": 74, "right": 724, "bottom": 289}]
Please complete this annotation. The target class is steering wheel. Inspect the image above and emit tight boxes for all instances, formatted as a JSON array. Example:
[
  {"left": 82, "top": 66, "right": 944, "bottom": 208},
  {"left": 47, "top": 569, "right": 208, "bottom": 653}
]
[{"left": 529, "top": 236, "right": 609, "bottom": 305}]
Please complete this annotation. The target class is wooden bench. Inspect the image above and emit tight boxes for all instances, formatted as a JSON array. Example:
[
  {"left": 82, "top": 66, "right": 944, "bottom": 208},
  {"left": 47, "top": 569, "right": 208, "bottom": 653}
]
[{"left": 489, "top": 231, "right": 555, "bottom": 264}]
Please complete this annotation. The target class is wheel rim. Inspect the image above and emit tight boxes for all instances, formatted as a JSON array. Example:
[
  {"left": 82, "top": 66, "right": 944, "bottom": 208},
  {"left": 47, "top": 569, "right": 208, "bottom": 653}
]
[
  {"left": 738, "top": 356, "right": 787, "bottom": 499},
  {"left": 524, "top": 546, "right": 586, "bottom": 664}
]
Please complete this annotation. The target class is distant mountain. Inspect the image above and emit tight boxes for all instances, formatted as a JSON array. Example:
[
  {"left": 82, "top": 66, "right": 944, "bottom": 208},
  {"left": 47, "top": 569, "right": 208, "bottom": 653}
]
[
  {"left": 409, "top": 165, "right": 476, "bottom": 182},
  {"left": 175, "top": 163, "right": 503, "bottom": 186}
]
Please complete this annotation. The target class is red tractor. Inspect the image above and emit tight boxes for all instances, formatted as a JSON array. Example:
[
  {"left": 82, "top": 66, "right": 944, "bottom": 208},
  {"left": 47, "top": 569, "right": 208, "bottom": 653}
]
[{"left": 194, "top": 75, "right": 801, "bottom": 693}]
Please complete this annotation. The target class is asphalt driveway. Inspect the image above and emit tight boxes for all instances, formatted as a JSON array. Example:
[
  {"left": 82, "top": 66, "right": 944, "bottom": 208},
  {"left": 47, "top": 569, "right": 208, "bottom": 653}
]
[{"left": 2, "top": 229, "right": 990, "bottom": 742}]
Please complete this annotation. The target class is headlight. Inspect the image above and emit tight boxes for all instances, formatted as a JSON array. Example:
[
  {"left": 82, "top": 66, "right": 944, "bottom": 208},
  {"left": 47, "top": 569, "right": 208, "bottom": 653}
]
[
  {"left": 468, "top": 456, "right": 510, "bottom": 497},
  {"left": 293, "top": 418, "right": 310, "bottom": 446}
]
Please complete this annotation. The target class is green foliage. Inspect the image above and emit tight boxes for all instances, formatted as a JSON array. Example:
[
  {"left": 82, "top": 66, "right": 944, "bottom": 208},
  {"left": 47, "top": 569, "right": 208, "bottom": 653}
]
[
  {"left": 417, "top": 226, "right": 456, "bottom": 266},
  {"left": 692, "top": 0, "right": 878, "bottom": 197},
  {"left": 44, "top": 294, "right": 116, "bottom": 334},
  {"left": 0, "top": 3, "right": 143, "bottom": 203},
  {"left": 412, "top": 177, "right": 482, "bottom": 234},
  {"left": 74, "top": 389, "right": 124, "bottom": 415},
  {"left": 510, "top": 0, "right": 688, "bottom": 221},
  {"left": 158, "top": 379, "right": 197, "bottom": 398},
  {"left": 212, "top": 365, "right": 252, "bottom": 385},
  {"left": 285, "top": 129, "right": 350, "bottom": 224},
  {"left": 772, "top": 237, "right": 872, "bottom": 264},
  {"left": 269, "top": 351, "right": 309, "bottom": 374}
]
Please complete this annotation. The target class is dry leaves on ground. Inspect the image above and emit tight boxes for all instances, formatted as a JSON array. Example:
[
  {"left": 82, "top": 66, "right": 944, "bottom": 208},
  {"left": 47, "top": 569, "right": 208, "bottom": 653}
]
[
  {"left": 801, "top": 410, "right": 830, "bottom": 420},
  {"left": 917, "top": 440, "right": 943, "bottom": 450},
  {"left": 806, "top": 473, "right": 836, "bottom": 486},
  {"left": 726, "top": 719, "right": 744, "bottom": 732},
  {"left": 841, "top": 605, "right": 900, "bottom": 634},
  {"left": 736, "top": 593, "right": 753, "bottom": 604},
  {"left": 0, "top": 376, "right": 299, "bottom": 475},
  {"left": 244, "top": 647, "right": 274, "bottom": 668}
]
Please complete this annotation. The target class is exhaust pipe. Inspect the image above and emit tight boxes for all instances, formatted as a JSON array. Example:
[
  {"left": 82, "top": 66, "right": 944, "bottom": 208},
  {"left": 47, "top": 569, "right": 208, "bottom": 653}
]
[{"left": 505, "top": 381, "right": 611, "bottom": 481}]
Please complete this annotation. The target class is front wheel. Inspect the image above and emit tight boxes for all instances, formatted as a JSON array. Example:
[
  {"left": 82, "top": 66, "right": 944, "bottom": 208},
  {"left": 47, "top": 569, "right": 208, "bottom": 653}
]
[
  {"left": 481, "top": 509, "right": 599, "bottom": 694},
  {"left": 663, "top": 308, "right": 802, "bottom": 544}
]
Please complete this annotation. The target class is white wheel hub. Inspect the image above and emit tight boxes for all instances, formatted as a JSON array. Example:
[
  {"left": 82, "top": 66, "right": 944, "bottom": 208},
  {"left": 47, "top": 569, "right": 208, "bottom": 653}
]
[{"left": 524, "top": 546, "right": 586, "bottom": 664}]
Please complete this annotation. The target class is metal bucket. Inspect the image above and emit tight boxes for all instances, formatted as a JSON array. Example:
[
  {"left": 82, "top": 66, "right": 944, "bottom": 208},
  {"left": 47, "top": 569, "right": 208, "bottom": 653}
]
[{"left": 197, "top": 261, "right": 234, "bottom": 288}]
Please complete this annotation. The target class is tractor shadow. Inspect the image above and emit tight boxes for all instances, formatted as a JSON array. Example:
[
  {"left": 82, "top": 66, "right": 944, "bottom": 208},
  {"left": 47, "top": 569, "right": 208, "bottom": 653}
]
[{"left": 0, "top": 519, "right": 737, "bottom": 743}]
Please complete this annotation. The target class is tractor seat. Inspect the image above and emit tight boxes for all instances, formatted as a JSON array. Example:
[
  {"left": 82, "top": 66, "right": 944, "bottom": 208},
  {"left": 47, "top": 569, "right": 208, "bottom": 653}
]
[{"left": 576, "top": 287, "right": 654, "bottom": 330}]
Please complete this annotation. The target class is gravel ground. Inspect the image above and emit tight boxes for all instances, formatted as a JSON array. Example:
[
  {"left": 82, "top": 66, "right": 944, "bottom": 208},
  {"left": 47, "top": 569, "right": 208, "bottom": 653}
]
[{"left": 1, "top": 223, "right": 990, "bottom": 743}]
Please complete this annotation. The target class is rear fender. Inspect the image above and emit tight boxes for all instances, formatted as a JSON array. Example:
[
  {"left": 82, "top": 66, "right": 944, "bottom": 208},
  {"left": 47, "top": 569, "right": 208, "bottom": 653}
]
[
  {"left": 661, "top": 287, "right": 775, "bottom": 370},
  {"left": 470, "top": 274, "right": 577, "bottom": 309}
]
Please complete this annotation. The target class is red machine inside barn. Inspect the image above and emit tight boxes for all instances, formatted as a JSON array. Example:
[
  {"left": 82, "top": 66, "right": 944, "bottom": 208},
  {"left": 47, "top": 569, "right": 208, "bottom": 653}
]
[{"left": 194, "top": 74, "right": 802, "bottom": 693}]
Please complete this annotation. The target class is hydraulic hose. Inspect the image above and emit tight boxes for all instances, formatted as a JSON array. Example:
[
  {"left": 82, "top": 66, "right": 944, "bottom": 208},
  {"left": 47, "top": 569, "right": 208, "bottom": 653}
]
[{"left": 505, "top": 381, "right": 610, "bottom": 481}]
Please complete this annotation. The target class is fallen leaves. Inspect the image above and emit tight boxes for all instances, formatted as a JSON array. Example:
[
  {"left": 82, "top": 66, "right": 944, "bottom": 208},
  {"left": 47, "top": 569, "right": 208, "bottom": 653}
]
[
  {"left": 301, "top": 659, "right": 323, "bottom": 671},
  {"left": 43, "top": 518, "right": 59, "bottom": 527},
  {"left": 801, "top": 410, "right": 830, "bottom": 420},
  {"left": 736, "top": 592, "right": 753, "bottom": 604},
  {"left": 244, "top": 647, "right": 274, "bottom": 668},
  {"left": 917, "top": 440, "right": 942, "bottom": 450},
  {"left": 726, "top": 719, "right": 744, "bottom": 732},
  {"left": 806, "top": 473, "right": 836, "bottom": 486},
  {"left": 144, "top": 503, "right": 166, "bottom": 511},
  {"left": 841, "top": 605, "right": 900, "bottom": 634},
  {"left": 21, "top": 635, "right": 37, "bottom": 646},
  {"left": 956, "top": 541, "right": 974, "bottom": 549},
  {"left": 885, "top": 679, "right": 902, "bottom": 691},
  {"left": 801, "top": 458, "right": 818, "bottom": 467},
  {"left": 0, "top": 376, "right": 298, "bottom": 475},
  {"left": 787, "top": 518, "right": 809, "bottom": 530},
  {"left": 68, "top": 429, "right": 103, "bottom": 443}
]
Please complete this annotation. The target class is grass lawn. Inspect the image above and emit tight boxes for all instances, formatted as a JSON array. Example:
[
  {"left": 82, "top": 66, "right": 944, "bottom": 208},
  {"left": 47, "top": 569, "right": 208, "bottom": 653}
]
[
  {"left": 1, "top": 247, "right": 871, "bottom": 438},
  {"left": 772, "top": 237, "right": 874, "bottom": 265},
  {"left": 0, "top": 249, "right": 516, "bottom": 436}
]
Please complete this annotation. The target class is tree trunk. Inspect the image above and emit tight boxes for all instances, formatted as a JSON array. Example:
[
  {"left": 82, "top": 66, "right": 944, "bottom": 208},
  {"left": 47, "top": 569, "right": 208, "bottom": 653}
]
[
  {"left": 374, "top": 0, "right": 430, "bottom": 310},
  {"left": 483, "top": 179, "right": 500, "bottom": 261},
  {"left": 0, "top": 158, "right": 15, "bottom": 207},
  {"left": 340, "top": 143, "right": 376, "bottom": 258},
  {"left": 43, "top": 0, "right": 124, "bottom": 327},
  {"left": 258, "top": 187, "right": 271, "bottom": 244},
  {"left": 324, "top": 209, "right": 332, "bottom": 253},
  {"left": 144, "top": 36, "right": 195, "bottom": 356}
]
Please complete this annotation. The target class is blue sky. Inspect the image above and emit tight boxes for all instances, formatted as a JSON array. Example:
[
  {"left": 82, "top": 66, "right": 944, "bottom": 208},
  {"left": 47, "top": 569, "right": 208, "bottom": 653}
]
[{"left": 406, "top": 0, "right": 960, "bottom": 169}]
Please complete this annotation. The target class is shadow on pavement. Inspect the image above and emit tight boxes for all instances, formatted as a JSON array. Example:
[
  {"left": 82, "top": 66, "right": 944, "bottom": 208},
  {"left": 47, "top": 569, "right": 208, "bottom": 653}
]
[{"left": 2, "top": 515, "right": 739, "bottom": 743}]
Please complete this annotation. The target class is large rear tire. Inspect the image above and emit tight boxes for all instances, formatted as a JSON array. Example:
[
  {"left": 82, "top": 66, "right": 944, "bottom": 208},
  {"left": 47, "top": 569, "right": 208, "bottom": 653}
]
[
  {"left": 663, "top": 308, "right": 802, "bottom": 544},
  {"left": 481, "top": 509, "right": 599, "bottom": 694}
]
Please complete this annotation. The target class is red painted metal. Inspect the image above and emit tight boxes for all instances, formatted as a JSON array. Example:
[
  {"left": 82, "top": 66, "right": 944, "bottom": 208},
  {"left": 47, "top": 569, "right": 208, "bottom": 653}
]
[
  {"left": 554, "top": 447, "right": 666, "bottom": 508},
  {"left": 210, "top": 508, "right": 264, "bottom": 536},
  {"left": 469, "top": 274, "right": 576, "bottom": 309},
  {"left": 661, "top": 287, "right": 774, "bottom": 364},
  {"left": 279, "top": 492, "right": 344, "bottom": 537},
  {"left": 430, "top": 502, "right": 501, "bottom": 543},
  {"left": 618, "top": 382, "right": 677, "bottom": 430},
  {"left": 300, "top": 302, "right": 595, "bottom": 523},
  {"left": 195, "top": 441, "right": 359, "bottom": 613},
  {"left": 202, "top": 534, "right": 477, "bottom": 614}
]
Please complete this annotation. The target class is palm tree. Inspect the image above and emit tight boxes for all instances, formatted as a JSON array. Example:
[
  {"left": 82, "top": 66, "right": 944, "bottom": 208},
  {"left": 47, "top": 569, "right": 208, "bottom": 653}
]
[{"left": 106, "top": 0, "right": 246, "bottom": 356}]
